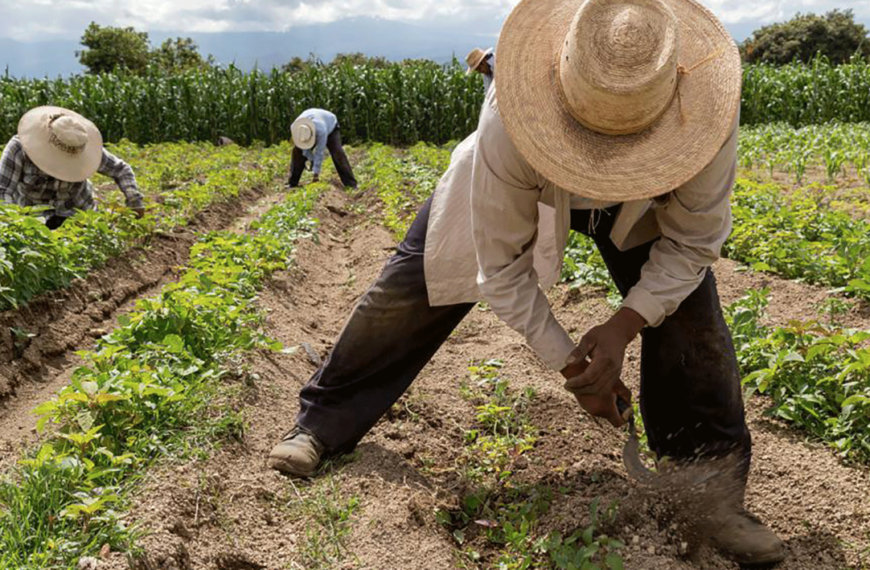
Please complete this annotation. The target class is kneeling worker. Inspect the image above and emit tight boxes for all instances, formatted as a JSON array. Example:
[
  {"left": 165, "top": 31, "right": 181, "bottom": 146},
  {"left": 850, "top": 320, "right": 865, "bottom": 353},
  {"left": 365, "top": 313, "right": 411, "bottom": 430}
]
[
  {"left": 0, "top": 106, "right": 145, "bottom": 228},
  {"left": 289, "top": 108, "right": 358, "bottom": 190}
]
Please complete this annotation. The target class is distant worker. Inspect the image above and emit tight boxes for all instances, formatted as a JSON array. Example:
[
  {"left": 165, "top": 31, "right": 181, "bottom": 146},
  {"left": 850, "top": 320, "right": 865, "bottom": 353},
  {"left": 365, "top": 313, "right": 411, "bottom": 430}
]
[
  {"left": 289, "top": 109, "right": 358, "bottom": 190},
  {"left": 466, "top": 47, "right": 495, "bottom": 92},
  {"left": 0, "top": 106, "right": 145, "bottom": 229}
]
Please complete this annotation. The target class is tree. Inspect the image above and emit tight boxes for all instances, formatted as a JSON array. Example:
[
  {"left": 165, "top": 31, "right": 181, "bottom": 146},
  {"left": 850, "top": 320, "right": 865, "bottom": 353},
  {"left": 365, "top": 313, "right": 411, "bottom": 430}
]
[
  {"left": 77, "top": 22, "right": 151, "bottom": 74},
  {"left": 330, "top": 53, "right": 389, "bottom": 68},
  {"left": 151, "top": 38, "right": 212, "bottom": 73},
  {"left": 741, "top": 9, "right": 870, "bottom": 65}
]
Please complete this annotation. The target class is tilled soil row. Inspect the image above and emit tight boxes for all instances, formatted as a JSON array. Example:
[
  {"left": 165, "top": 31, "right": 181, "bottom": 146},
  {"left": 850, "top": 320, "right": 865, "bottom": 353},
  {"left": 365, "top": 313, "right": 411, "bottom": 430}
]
[
  {"left": 0, "top": 184, "right": 281, "bottom": 469},
  {"left": 108, "top": 188, "right": 870, "bottom": 570}
]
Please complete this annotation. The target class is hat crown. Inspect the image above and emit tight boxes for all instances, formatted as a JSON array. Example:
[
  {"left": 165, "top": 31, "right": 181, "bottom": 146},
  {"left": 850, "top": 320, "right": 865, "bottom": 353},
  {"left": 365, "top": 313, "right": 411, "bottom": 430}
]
[
  {"left": 559, "top": 0, "right": 679, "bottom": 135},
  {"left": 49, "top": 114, "right": 89, "bottom": 154},
  {"left": 296, "top": 124, "right": 313, "bottom": 143}
]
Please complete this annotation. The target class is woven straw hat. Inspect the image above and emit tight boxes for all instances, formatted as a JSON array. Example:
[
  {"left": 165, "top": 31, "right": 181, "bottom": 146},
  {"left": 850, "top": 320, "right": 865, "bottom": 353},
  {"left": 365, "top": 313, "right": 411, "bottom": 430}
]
[
  {"left": 497, "top": 0, "right": 741, "bottom": 200},
  {"left": 291, "top": 117, "right": 317, "bottom": 150},
  {"left": 18, "top": 106, "right": 103, "bottom": 183},
  {"left": 466, "top": 47, "right": 493, "bottom": 74}
]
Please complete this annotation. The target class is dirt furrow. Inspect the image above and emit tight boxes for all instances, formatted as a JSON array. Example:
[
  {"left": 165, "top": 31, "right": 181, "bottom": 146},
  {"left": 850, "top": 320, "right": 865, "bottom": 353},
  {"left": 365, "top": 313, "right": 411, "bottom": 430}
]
[
  {"left": 102, "top": 192, "right": 869, "bottom": 570},
  {"left": 0, "top": 184, "right": 283, "bottom": 470}
]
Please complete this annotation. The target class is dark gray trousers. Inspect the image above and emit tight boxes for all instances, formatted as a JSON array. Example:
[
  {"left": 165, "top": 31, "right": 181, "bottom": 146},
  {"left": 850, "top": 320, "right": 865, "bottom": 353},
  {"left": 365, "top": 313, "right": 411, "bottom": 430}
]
[
  {"left": 297, "top": 198, "right": 751, "bottom": 475},
  {"left": 289, "top": 127, "right": 358, "bottom": 189}
]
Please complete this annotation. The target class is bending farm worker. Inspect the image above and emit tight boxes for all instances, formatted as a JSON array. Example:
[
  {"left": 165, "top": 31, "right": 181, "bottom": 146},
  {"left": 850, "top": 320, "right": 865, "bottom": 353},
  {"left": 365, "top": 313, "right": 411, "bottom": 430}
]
[
  {"left": 289, "top": 108, "right": 358, "bottom": 190},
  {"left": 270, "top": 0, "right": 785, "bottom": 565},
  {"left": 0, "top": 106, "right": 145, "bottom": 229},
  {"left": 466, "top": 46, "right": 495, "bottom": 93}
]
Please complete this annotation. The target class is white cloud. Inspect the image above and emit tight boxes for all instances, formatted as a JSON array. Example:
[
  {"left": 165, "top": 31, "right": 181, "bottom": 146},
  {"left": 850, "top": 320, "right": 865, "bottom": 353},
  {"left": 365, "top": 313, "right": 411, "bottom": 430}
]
[{"left": 0, "top": 0, "right": 867, "bottom": 41}]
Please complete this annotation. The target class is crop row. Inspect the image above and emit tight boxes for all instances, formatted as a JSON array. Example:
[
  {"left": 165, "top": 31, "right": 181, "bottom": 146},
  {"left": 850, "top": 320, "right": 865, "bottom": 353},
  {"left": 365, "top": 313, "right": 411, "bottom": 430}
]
[
  {"left": 0, "top": 141, "right": 294, "bottom": 311},
  {"left": 738, "top": 122, "right": 870, "bottom": 185},
  {"left": 0, "top": 182, "right": 325, "bottom": 569},
  {"left": 3, "top": 57, "right": 870, "bottom": 147},
  {"left": 727, "top": 290, "right": 870, "bottom": 464},
  {"left": 357, "top": 143, "right": 445, "bottom": 238},
  {"left": 0, "top": 63, "right": 484, "bottom": 147}
]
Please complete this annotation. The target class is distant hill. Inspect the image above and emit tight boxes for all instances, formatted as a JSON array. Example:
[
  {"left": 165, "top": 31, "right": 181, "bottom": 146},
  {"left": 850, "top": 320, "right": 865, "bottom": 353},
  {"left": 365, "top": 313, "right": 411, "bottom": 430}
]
[
  {"left": 1, "top": 17, "right": 497, "bottom": 78},
  {"left": 0, "top": 16, "right": 774, "bottom": 79}
]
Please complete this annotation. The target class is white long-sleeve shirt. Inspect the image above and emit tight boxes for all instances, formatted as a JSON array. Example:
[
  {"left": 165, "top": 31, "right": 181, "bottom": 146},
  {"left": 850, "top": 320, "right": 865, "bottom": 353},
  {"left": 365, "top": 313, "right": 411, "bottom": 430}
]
[{"left": 423, "top": 87, "right": 737, "bottom": 371}]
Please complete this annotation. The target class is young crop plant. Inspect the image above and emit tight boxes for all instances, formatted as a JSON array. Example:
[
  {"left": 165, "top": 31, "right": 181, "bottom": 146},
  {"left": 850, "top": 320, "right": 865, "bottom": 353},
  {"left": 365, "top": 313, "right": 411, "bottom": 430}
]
[
  {"left": 443, "top": 360, "right": 625, "bottom": 570},
  {"left": 738, "top": 123, "right": 870, "bottom": 185},
  {"left": 725, "top": 178, "right": 870, "bottom": 302},
  {"left": 725, "top": 290, "right": 870, "bottom": 464},
  {"left": 0, "top": 183, "right": 326, "bottom": 569},
  {"left": 0, "top": 140, "right": 294, "bottom": 311}
]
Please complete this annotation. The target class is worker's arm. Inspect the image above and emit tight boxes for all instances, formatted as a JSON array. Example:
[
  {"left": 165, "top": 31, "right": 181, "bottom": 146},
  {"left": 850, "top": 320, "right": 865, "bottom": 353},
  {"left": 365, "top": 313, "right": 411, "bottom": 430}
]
[
  {"left": 471, "top": 91, "right": 576, "bottom": 374},
  {"left": 563, "top": 124, "right": 737, "bottom": 425},
  {"left": 0, "top": 137, "right": 25, "bottom": 205},
  {"left": 97, "top": 149, "right": 145, "bottom": 217},
  {"left": 621, "top": 122, "right": 737, "bottom": 327},
  {"left": 310, "top": 121, "right": 329, "bottom": 176}
]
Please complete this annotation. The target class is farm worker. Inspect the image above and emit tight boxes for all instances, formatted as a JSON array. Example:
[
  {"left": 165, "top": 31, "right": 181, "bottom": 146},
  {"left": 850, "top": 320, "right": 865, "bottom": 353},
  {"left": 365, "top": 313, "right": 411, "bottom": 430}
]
[
  {"left": 289, "top": 108, "right": 358, "bottom": 190},
  {"left": 0, "top": 106, "right": 145, "bottom": 229},
  {"left": 466, "top": 47, "right": 495, "bottom": 93},
  {"left": 270, "top": 0, "right": 785, "bottom": 564}
]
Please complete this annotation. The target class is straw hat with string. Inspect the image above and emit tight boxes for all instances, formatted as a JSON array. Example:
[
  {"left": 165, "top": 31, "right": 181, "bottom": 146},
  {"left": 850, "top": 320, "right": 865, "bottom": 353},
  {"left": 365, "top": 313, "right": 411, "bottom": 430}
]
[
  {"left": 466, "top": 47, "right": 493, "bottom": 74},
  {"left": 496, "top": 0, "right": 741, "bottom": 201},
  {"left": 18, "top": 106, "right": 103, "bottom": 183}
]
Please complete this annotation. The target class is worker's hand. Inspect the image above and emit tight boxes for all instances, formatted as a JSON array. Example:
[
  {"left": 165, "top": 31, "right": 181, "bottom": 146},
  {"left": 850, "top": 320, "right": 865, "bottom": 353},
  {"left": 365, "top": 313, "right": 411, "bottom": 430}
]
[
  {"left": 132, "top": 207, "right": 145, "bottom": 219},
  {"left": 312, "top": 174, "right": 320, "bottom": 183},
  {"left": 561, "top": 308, "right": 645, "bottom": 427}
]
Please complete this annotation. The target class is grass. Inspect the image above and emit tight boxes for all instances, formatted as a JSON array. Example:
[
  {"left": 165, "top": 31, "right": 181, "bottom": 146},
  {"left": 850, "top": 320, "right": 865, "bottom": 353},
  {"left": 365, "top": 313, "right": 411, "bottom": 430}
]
[{"left": 286, "top": 468, "right": 361, "bottom": 570}]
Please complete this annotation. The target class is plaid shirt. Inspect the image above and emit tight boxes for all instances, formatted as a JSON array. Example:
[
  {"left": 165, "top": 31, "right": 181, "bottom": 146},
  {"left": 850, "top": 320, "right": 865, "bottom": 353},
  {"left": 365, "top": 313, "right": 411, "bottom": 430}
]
[{"left": 0, "top": 135, "right": 144, "bottom": 218}]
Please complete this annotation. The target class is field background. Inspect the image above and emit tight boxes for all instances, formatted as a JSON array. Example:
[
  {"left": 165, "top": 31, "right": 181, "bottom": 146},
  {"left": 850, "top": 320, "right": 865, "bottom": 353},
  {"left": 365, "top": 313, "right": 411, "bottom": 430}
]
[{"left": 0, "top": 57, "right": 869, "bottom": 570}]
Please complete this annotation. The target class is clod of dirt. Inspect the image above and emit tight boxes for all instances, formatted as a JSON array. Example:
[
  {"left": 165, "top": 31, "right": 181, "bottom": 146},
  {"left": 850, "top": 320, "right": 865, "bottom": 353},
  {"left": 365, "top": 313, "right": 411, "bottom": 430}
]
[{"left": 214, "top": 553, "right": 266, "bottom": 570}]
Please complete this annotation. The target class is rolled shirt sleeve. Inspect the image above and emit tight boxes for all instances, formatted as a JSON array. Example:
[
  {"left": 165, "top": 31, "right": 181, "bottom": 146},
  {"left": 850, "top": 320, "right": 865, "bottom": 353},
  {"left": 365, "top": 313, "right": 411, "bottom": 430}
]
[
  {"left": 98, "top": 149, "right": 144, "bottom": 209},
  {"left": 0, "top": 137, "right": 25, "bottom": 205},
  {"left": 621, "top": 122, "right": 738, "bottom": 327},
  {"left": 309, "top": 121, "right": 329, "bottom": 175},
  {"left": 471, "top": 94, "right": 576, "bottom": 371}
]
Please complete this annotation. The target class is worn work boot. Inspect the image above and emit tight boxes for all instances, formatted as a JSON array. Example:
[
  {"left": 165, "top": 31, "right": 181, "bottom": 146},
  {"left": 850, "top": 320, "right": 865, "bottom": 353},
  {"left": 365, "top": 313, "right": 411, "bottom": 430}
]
[
  {"left": 268, "top": 426, "right": 324, "bottom": 477},
  {"left": 708, "top": 508, "right": 785, "bottom": 565}
]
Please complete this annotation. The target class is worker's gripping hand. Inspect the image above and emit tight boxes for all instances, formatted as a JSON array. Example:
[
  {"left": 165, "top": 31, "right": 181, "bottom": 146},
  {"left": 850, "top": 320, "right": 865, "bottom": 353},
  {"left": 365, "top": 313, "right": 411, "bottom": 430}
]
[{"left": 561, "top": 308, "right": 645, "bottom": 427}]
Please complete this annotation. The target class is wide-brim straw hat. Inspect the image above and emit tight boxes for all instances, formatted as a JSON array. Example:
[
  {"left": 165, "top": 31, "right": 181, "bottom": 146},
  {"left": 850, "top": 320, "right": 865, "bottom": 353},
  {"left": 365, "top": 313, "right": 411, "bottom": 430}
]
[
  {"left": 18, "top": 106, "right": 103, "bottom": 183},
  {"left": 466, "top": 47, "right": 493, "bottom": 75},
  {"left": 291, "top": 117, "right": 317, "bottom": 150},
  {"left": 496, "top": 0, "right": 741, "bottom": 200}
]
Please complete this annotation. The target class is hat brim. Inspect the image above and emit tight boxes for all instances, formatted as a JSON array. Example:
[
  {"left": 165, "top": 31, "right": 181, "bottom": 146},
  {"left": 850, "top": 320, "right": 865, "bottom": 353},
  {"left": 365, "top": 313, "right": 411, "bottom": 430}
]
[
  {"left": 496, "top": 0, "right": 741, "bottom": 200},
  {"left": 18, "top": 106, "right": 103, "bottom": 183},
  {"left": 291, "top": 117, "right": 317, "bottom": 150}
]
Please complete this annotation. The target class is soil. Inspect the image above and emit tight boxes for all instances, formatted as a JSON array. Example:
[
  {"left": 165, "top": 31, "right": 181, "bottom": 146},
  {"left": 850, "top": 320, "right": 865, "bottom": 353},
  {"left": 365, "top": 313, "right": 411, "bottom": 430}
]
[
  {"left": 0, "top": 185, "right": 274, "bottom": 471},
  {"left": 92, "top": 183, "right": 870, "bottom": 570}
]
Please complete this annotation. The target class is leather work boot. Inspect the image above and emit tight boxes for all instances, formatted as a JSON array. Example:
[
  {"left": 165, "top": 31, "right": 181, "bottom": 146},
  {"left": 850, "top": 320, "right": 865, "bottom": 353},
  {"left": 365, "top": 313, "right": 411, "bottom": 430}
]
[
  {"left": 708, "top": 508, "right": 786, "bottom": 565},
  {"left": 268, "top": 426, "right": 325, "bottom": 477}
]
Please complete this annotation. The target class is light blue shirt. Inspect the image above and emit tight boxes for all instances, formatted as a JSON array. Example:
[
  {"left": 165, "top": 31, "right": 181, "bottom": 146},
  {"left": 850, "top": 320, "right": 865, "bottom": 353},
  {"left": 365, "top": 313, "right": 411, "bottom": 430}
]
[{"left": 297, "top": 108, "right": 338, "bottom": 175}]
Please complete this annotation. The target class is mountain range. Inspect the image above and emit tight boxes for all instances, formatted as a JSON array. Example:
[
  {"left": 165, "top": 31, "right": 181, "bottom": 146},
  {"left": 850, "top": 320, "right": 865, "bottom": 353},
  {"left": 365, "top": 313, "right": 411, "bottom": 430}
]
[{"left": 1, "top": 16, "right": 760, "bottom": 79}]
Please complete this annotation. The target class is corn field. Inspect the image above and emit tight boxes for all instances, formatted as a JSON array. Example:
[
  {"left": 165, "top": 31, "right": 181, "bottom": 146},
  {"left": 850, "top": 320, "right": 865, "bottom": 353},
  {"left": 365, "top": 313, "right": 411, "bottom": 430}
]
[
  {"left": 0, "top": 61, "right": 485, "bottom": 146},
  {"left": 2, "top": 57, "right": 870, "bottom": 146}
]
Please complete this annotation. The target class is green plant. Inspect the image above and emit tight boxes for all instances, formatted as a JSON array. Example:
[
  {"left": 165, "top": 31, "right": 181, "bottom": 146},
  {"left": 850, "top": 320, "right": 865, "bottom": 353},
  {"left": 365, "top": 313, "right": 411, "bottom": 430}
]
[
  {"left": 725, "top": 290, "right": 870, "bottom": 464},
  {"left": 0, "top": 182, "right": 326, "bottom": 568}
]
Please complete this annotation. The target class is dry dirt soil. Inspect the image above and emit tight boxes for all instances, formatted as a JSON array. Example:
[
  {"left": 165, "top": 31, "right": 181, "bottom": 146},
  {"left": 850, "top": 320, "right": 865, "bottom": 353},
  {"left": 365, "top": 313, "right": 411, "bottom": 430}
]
[{"left": 1, "top": 174, "right": 868, "bottom": 570}]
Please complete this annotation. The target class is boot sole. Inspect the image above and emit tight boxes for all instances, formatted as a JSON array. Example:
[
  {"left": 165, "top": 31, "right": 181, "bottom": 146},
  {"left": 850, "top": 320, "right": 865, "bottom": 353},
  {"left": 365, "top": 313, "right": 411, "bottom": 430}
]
[{"left": 268, "top": 456, "right": 318, "bottom": 478}]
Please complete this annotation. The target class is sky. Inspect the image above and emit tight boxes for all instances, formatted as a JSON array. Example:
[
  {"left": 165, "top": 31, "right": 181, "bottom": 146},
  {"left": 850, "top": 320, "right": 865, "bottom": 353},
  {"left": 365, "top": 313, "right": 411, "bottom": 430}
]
[{"left": 1, "top": 0, "right": 869, "bottom": 42}]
